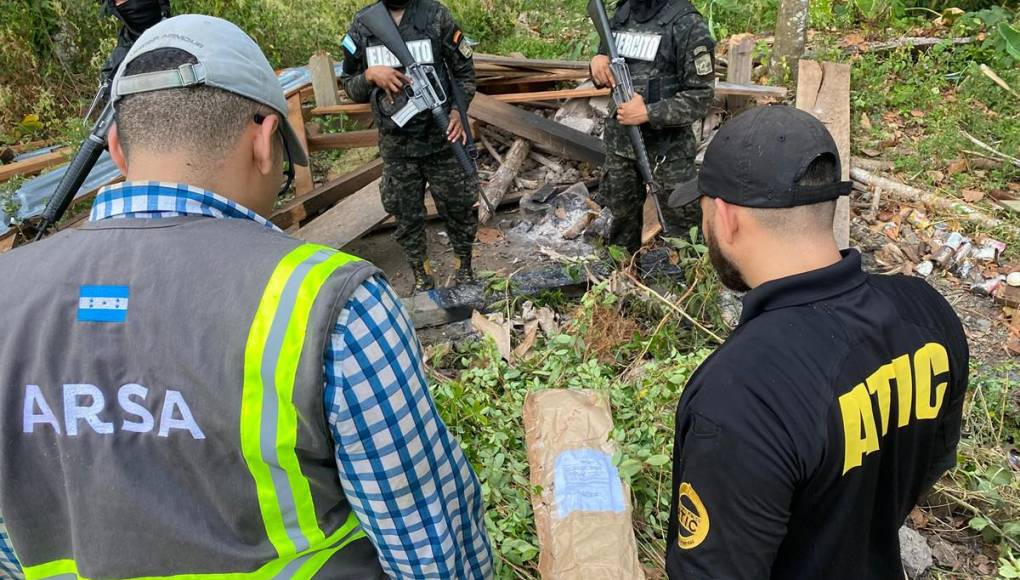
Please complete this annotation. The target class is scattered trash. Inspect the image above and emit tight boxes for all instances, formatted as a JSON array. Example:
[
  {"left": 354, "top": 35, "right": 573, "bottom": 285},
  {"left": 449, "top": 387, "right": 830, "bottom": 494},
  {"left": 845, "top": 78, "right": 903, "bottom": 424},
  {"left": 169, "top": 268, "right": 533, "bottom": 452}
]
[
  {"left": 915, "top": 261, "right": 934, "bottom": 278},
  {"left": 1008, "top": 272, "right": 1020, "bottom": 287}
]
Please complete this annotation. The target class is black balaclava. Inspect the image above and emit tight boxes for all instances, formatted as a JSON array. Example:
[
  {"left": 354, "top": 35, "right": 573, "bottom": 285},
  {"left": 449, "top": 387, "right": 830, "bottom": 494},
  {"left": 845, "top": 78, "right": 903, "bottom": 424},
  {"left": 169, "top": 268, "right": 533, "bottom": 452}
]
[
  {"left": 382, "top": 0, "right": 411, "bottom": 9},
  {"left": 115, "top": 0, "right": 165, "bottom": 40},
  {"left": 632, "top": 0, "right": 668, "bottom": 23}
]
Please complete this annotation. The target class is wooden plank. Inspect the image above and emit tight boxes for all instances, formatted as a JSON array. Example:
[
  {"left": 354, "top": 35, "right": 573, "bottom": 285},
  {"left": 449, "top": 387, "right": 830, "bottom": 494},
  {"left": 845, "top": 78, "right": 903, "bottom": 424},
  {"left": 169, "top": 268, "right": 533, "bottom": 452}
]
[
  {"left": 473, "top": 53, "right": 590, "bottom": 70},
  {"left": 0, "top": 231, "right": 15, "bottom": 253},
  {"left": 307, "top": 130, "right": 381, "bottom": 152},
  {"left": 796, "top": 60, "right": 851, "bottom": 249},
  {"left": 309, "top": 51, "right": 339, "bottom": 108},
  {"left": 286, "top": 94, "right": 314, "bottom": 195},
  {"left": 715, "top": 81, "right": 787, "bottom": 98},
  {"left": 726, "top": 34, "right": 756, "bottom": 112},
  {"left": 468, "top": 93, "right": 606, "bottom": 165},
  {"left": 312, "top": 83, "right": 783, "bottom": 117},
  {"left": 294, "top": 179, "right": 385, "bottom": 248},
  {"left": 312, "top": 87, "right": 612, "bottom": 117},
  {"left": 270, "top": 158, "right": 383, "bottom": 231},
  {"left": 0, "top": 148, "right": 70, "bottom": 182}
]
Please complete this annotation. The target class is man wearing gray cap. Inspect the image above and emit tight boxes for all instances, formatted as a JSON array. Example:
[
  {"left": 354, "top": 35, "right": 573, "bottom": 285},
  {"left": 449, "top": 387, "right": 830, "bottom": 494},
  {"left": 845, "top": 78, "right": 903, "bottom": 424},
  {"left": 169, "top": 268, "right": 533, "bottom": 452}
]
[{"left": 0, "top": 15, "right": 492, "bottom": 579}]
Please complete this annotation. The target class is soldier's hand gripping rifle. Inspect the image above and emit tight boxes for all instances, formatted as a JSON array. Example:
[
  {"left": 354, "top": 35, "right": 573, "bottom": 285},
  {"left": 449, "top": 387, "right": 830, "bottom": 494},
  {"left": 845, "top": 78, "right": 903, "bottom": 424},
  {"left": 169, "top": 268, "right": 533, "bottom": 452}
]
[
  {"left": 360, "top": 2, "right": 494, "bottom": 214},
  {"left": 588, "top": 0, "right": 668, "bottom": 235}
]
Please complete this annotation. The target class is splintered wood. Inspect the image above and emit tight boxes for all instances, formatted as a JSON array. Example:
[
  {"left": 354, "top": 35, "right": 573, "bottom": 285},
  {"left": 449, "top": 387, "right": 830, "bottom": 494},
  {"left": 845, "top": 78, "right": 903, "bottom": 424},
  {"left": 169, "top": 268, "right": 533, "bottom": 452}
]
[
  {"left": 480, "top": 138, "right": 531, "bottom": 223},
  {"left": 524, "top": 390, "right": 645, "bottom": 580},
  {"left": 796, "top": 59, "right": 851, "bottom": 249}
]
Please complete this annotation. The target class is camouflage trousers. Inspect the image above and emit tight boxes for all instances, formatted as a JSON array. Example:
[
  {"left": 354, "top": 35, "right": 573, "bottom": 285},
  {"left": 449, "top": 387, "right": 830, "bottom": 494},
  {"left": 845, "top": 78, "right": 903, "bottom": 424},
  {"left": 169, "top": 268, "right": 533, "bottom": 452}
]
[
  {"left": 596, "top": 151, "right": 700, "bottom": 252},
  {"left": 380, "top": 148, "right": 479, "bottom": 264}
]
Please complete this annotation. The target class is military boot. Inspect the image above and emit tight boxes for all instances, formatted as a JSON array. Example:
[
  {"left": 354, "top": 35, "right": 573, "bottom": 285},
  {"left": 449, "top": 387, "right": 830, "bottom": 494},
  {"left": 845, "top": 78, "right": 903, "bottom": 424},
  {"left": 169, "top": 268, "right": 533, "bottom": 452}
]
[
  {"left": 411, "top": 260, "right": 435, "bottom": 293},
  {"left": 455, "top": 255, "right": 476, "bottom": 285}
]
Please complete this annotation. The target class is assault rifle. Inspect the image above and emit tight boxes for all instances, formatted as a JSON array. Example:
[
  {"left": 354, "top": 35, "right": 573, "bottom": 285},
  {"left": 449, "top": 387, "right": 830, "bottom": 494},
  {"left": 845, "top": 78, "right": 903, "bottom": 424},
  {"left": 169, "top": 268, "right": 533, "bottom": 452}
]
[
  {"left": 35, "top": 85, "right": 114, "bottom": 240},
  {"left": 588, "top": 0, "right": 668, "bottom": 235},
  {"left": 360, "top": 2, "right": 494, "bottom": 214}
]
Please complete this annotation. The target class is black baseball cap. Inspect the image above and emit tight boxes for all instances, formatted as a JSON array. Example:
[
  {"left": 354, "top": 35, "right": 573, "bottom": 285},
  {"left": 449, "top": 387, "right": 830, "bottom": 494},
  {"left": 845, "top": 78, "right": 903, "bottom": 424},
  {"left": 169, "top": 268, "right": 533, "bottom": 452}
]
[{"left": 669, "top": 105, "right": 852, "bottom": 209}]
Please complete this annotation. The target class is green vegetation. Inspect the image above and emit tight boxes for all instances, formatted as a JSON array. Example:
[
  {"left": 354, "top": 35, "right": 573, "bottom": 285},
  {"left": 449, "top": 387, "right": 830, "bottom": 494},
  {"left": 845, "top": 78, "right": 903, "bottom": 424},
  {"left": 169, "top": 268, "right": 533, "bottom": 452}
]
[{"left": 2, "top": 0, "right": 1019, "bottom": 577}]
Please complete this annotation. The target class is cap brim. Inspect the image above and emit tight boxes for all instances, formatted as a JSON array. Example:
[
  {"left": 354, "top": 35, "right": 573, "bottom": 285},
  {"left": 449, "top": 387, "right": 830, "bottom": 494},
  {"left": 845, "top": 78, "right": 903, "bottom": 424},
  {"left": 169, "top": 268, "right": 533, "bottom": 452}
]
[
  {"left": 668, "top": 178, "right": 702, "bottom": 208},
  {"left": 280, "top": 118, "right": 310, "bottom": 167}
]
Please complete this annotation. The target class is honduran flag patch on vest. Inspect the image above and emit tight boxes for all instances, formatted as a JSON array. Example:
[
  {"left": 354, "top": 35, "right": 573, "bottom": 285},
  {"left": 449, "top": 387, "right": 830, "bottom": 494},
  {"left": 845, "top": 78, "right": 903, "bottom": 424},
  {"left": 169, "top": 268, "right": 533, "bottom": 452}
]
[{"left": 78, "top": 285, "right": 130, "bottom": 323}]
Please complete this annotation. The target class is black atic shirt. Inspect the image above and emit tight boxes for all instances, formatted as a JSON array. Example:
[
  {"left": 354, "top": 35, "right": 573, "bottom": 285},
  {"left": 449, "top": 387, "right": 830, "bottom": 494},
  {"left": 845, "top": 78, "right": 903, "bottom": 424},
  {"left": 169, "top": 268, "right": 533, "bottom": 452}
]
[{"left": 666, "top": 250, "right": 968, "bottom": 579}]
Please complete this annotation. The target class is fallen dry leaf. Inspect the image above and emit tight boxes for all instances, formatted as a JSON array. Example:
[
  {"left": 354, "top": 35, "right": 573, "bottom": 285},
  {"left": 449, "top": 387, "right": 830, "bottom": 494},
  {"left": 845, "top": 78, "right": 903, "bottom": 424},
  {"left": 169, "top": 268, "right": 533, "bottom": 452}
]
[
  {"left": 471, "top": 311, "right": 512, "bottom": 362},
  {"left": 962, "top": 189, "right": 985, "bottom": 203},
  {"left": 990, "top": 189, "right": 1017, "bottom": 201},
  {"left": 946, "top": 159, "right": 968, "bottom": 175},
  {"left": 842, "top": 33, "right": 866, "bottom": 47},
  {"left": 910, "top": 109, "right": 924, "bottom": 118},
  {"left": 514, "top": 320, "right": 540, "bottom": 359},
  {"left": 476, "top": 227, "right": 504, "bottom": 244},
  {"left": 1009, "top": 182, "right": 1020, "bottom": 192},
  {"left": 860, "top": 113, "right": 873, "bottom": 130},
  {"left": 927, "top": 170, "right": 946, "bottom": 184},
  {"left": 861, "top": 148, "right": 882, "bottom": 158},
  {"left": 908, "top": 507, "right": 928, "bottom": 529}
]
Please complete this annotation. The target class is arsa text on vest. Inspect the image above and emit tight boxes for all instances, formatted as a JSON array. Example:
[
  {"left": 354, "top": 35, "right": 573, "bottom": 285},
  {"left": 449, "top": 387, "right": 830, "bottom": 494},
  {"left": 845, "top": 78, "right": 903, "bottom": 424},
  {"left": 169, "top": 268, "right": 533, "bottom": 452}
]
[{"left": 22, "top": 384, "right": 205, "bottom": 439}]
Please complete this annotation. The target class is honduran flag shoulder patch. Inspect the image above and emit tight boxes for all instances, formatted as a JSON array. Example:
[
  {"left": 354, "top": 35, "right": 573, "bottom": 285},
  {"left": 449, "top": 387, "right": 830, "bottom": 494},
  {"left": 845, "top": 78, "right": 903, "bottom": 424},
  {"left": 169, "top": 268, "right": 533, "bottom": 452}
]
[{"left": 78, "top": 285, "right": 130, "bottom": 323}]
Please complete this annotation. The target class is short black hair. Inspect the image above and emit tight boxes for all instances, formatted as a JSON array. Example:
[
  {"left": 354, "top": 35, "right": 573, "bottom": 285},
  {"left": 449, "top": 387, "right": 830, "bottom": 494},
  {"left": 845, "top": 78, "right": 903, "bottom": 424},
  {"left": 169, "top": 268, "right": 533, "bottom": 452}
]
[
  {"left": 797, "top": 153, "right": 840, "bottom": 187},
  {"left": 115, "top": 48, "right": 266, "bottom": 167},
  {"left": 749, "top": 155, "right": 839, "bottom": 232}
]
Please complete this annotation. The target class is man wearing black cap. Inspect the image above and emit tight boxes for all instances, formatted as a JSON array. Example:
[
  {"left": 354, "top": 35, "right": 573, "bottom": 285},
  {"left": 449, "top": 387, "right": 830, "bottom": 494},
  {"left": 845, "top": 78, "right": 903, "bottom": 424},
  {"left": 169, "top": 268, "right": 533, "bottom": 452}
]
[{"left": 664, "top": 105, "right": 968, "bottom": 579}]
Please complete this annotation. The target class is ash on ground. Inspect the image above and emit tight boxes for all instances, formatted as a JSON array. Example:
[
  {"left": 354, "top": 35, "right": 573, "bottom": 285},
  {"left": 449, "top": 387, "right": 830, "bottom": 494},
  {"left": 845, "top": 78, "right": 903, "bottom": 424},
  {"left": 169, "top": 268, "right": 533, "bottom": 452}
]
[{"left": 504, "top": 182, "right": 604, "bottom": 258}]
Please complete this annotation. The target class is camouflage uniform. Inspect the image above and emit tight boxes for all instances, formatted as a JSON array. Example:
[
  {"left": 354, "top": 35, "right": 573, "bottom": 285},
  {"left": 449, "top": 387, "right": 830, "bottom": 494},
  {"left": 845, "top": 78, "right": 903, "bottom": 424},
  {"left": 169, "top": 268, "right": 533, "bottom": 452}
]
[
  {"left": 596, "top": 0, "right": 715, "bottom": 252},
  {"left": 341, "top": 0, "right": 478, "bottom": 266}
]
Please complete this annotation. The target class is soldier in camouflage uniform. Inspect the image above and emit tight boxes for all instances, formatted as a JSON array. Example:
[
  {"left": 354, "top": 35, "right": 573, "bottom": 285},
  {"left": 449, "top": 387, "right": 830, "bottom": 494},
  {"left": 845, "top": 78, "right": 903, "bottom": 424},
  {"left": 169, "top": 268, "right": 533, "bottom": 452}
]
[
  {"left": 341, "top": 0, "right": 479, "bottom": 292},
  {"left": 590, "top": 0, "right": 715, "bottom": 252}
]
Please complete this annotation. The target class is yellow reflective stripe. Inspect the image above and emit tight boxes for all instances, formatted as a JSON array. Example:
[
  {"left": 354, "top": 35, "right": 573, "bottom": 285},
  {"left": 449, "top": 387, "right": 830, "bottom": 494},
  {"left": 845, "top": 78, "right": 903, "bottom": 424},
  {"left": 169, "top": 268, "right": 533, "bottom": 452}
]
[
  {"left": 275, "top": 251, "right": 362, "bottom": 546},
  {"left": 242, "top": 244, "right": 324, "bottom": 555},
  {"left": 292, "top": 529, "right": 369, "bottom": 580},
  {"left": 23, "top": 513, "right": 366, "bottom": 580}
]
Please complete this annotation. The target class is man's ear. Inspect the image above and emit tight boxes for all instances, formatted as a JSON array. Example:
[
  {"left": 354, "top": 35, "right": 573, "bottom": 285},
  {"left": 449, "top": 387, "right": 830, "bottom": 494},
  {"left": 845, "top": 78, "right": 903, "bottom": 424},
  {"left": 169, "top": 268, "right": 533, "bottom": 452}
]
[
  {"left": 252, "top": 115, "right": 279, "bottom": 177},
  {"left": 108, "top": 123, "right": 128, "bottom": 176},
  {"left": 713, "top": 197, "right": 740, "bottom": 245}
]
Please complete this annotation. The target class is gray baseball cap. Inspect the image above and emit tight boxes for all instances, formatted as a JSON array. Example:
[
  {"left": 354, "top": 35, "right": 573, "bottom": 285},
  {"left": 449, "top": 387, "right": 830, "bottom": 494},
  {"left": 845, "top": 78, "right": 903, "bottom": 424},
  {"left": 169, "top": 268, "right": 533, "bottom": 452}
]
[{"left": 111, "top": 14, "right": 309, "bottom": 166}]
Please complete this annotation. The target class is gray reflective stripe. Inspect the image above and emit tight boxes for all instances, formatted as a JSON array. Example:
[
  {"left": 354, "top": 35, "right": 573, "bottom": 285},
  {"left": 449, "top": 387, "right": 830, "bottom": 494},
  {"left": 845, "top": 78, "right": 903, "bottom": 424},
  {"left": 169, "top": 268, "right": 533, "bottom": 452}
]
[
  {"left": 260, "top": 249, "right": 334, "bottom": 553},
  {"left": 273, "top": 526, "right": 362, "bottom": 579},
  {"left": 45, "top": 575, "right": 76, "bottom": 580}
]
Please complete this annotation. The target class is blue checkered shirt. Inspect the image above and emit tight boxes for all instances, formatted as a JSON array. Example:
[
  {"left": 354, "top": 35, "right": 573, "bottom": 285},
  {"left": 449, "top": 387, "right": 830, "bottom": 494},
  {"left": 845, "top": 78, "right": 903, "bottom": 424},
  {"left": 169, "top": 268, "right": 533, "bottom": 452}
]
[{"left": 0, "top": 182, "right": 492, "bottom": 579}]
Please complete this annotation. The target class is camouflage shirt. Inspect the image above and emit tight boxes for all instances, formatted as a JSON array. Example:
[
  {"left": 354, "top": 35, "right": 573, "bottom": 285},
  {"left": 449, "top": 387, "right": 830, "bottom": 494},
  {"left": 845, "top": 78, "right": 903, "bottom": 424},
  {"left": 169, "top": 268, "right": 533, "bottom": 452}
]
[
  {"left": 599, "top": 0, "right": 715, "bottom": 162},
  {"left": 341, "top": 0, "right": 476, "bottom": 159}
]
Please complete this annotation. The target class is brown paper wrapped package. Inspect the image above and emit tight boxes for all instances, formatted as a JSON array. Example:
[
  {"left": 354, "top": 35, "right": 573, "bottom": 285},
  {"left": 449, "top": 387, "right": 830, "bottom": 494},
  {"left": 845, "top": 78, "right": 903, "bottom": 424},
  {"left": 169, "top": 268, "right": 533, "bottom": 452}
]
[{"left": 523, "top": 389, "right": 646, "bottom": 579}]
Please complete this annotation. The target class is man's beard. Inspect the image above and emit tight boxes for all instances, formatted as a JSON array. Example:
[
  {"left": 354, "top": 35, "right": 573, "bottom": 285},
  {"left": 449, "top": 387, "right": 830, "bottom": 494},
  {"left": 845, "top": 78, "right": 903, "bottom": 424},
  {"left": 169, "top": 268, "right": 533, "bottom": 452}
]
[{"left": 705, "top": 224, "right": 751, "bottom": 293}]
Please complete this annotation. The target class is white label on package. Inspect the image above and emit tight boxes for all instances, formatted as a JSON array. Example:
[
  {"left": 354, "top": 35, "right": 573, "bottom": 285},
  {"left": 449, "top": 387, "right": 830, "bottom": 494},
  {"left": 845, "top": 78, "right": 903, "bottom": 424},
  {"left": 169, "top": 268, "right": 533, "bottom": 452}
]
[
  {"left": 614, "top": 32, "right": 662, "bottom": 62},
  {"left": 366, "top": 39, "right": 434, "bottom": 68},
  {"left": 553, "top": 448, "right": 626, "bottom": 518}
]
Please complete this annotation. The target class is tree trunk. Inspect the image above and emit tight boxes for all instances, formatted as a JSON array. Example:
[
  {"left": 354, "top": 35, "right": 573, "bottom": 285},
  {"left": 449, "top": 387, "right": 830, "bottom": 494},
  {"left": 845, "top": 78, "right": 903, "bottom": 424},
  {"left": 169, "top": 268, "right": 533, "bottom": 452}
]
[{"left": 770, "top": 0, "right": 809, "bottom": 83}]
